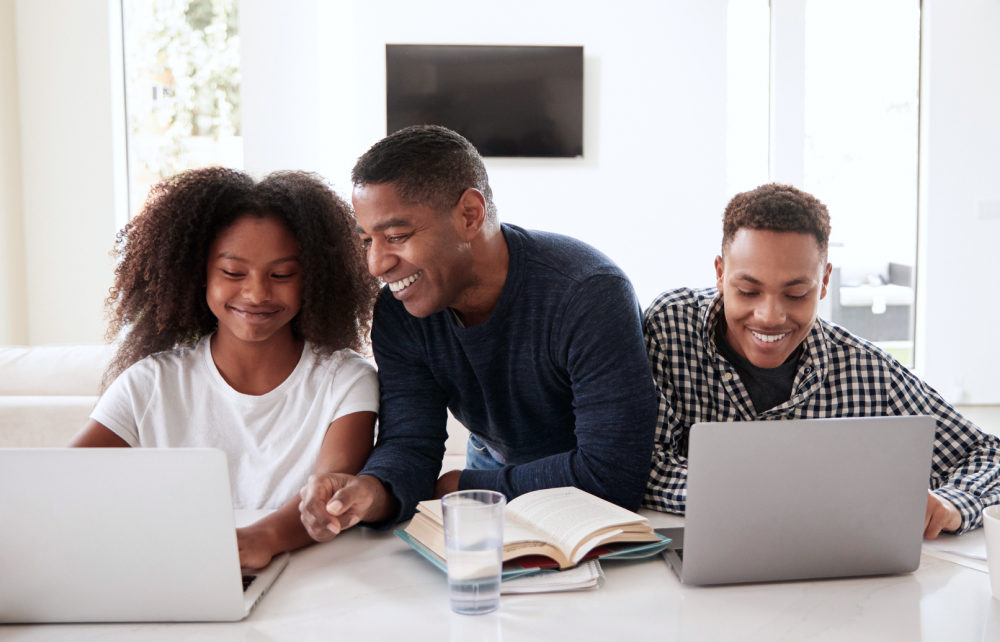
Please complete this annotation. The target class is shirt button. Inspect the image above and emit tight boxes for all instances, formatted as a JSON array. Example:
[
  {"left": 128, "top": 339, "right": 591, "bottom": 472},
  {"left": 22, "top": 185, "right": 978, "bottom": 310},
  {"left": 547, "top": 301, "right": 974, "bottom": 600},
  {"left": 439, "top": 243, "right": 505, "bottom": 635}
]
[
  {"left": 723, "top": 372, "right": 733, "bottom": 381},
  {"left": 805, "top": 366, "right": 812, "bottom": 373}
]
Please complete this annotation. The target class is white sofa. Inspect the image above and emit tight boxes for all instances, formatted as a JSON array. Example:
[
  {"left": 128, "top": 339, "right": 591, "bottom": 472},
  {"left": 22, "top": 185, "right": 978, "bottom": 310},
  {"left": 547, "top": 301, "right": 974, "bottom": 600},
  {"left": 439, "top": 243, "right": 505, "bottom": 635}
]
[
  {"left": 0, "top": 345, "right": 112, "bottom": 447},
  {"left": 0, "top": 344, "right": 469, "bottom": 468}
]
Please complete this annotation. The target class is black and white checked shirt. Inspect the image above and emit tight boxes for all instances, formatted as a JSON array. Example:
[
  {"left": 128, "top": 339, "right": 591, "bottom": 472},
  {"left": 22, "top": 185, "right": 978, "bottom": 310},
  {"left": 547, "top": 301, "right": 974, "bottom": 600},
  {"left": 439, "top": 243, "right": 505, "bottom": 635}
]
[{"left": 641, "top": 287, "right": 1000, "bottom": 533}]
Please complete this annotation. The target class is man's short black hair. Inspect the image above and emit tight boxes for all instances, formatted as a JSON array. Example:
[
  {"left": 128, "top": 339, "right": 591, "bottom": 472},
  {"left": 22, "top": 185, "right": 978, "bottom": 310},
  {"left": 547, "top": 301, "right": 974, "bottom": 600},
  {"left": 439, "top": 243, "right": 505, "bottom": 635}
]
[
  {"left": 351, "top": 125, "right": 497, "bottom": 223},
  {"left": 722, "top": 183, "right": 831, "bottom": 257}
]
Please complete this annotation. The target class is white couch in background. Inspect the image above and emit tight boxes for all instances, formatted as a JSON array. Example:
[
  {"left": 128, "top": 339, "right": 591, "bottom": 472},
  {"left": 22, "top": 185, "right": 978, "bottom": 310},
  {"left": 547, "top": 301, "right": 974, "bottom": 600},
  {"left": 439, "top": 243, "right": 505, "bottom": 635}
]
[
  {"left": 0, "top": 344, "right": 470, "bottom": 469},
  {"left": 0, "top": 345, "right": 112, "bottom": 447}
]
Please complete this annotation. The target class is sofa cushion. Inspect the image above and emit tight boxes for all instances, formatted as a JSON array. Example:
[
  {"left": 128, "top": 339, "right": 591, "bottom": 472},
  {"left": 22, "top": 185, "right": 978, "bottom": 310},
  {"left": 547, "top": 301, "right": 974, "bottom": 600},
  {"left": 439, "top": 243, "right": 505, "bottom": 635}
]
[
  {"left": 0, "top": 396, "right": 97, "bottom": 447},
  {"left": 0, "top": 345, "right": 112, "bottom": 396}
]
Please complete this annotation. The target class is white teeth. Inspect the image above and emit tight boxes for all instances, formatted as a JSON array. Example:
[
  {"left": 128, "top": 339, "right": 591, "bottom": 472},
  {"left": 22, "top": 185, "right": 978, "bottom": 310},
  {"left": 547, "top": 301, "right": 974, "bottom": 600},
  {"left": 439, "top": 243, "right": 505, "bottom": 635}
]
[
  {"left": 388, "top": 271, "right": 421, "bottom": 293},
  {"left": 751, "top": 330, "right": 787, "bottom": 343}
]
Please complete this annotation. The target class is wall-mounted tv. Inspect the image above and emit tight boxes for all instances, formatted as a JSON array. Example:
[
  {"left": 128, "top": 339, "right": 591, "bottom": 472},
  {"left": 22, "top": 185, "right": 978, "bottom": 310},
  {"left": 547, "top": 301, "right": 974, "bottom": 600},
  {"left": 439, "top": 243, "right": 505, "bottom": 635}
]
[{"left": 386, "top": 45, "right": 583, "bottom": 158}]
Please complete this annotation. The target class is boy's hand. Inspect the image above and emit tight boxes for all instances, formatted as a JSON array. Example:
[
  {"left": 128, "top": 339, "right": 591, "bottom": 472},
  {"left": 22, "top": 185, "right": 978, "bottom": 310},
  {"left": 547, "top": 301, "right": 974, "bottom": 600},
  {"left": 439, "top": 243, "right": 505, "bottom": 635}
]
[
  {"left": 299, "top": 473, "right": 389, "bottom": 541},
  {"left": 924, "top": 491, "right": 962, "bottom": 539}
]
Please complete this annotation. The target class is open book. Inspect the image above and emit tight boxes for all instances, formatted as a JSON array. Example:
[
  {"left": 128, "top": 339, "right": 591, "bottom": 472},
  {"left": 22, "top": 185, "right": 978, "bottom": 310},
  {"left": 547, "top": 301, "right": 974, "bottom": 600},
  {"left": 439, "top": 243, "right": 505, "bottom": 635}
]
[{"left": 398, "top": 486, "right": 669, "bottom": 570}]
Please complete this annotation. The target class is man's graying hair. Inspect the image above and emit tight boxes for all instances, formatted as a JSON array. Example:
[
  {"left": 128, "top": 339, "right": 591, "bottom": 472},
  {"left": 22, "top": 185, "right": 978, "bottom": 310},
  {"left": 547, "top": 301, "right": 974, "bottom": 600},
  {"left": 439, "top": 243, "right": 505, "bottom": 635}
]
[{"left": 351, "top": 125, "right": 498, "bottom": 223}]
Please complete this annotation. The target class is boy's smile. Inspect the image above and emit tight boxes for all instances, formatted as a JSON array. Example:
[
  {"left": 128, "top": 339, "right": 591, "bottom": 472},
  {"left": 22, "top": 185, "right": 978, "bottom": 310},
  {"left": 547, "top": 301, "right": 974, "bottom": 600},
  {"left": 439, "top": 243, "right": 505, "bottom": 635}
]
[{"left": 716, "top": 228, "right": 832, "bottom": 369}]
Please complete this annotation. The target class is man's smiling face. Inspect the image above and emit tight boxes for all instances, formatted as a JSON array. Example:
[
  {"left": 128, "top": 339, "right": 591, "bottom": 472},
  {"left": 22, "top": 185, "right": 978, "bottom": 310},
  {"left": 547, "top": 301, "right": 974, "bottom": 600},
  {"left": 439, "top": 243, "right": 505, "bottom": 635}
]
[
  {"left": 716, "top": 228, "right": 832, "bottom": 369},
  {"left": 353, "top": 182, "right": 475, "bottom": 318}
]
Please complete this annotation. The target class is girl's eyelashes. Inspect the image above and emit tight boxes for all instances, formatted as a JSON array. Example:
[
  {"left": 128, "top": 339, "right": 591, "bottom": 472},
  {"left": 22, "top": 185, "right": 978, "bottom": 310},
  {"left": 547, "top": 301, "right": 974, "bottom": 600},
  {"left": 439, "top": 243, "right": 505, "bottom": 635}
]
[{"left": 219, "top": 269, "right": 297, "bottom": 279}]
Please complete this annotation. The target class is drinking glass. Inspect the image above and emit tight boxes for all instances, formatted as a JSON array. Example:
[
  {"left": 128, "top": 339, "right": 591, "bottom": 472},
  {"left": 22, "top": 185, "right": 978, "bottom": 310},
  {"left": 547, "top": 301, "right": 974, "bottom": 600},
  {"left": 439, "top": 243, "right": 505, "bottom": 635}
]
[{"left": 441, "top": 490, "right": 505, "bottom": 615}]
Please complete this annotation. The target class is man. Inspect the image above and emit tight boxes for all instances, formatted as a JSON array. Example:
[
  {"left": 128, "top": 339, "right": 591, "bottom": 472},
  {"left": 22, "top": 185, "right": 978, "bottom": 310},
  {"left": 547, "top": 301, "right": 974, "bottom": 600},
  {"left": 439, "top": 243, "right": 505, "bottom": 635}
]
[
  {"left": 642, "top": 182, "right": 1000, "bottom": 538},
  {"left": 300, "top": 125, "right": 657, "bottom": 536}
]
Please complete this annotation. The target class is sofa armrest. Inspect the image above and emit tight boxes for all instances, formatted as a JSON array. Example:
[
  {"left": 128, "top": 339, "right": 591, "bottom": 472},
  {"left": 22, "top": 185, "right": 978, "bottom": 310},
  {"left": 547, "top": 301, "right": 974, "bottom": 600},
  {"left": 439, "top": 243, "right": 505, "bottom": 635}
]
[{"left": 0, "top": 396, "right": 97, "bottom": 447}]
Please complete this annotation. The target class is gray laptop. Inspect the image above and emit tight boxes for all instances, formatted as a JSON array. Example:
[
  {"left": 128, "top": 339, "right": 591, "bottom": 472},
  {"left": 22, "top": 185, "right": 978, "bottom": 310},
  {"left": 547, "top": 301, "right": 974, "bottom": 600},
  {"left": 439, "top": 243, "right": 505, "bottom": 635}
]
[
  {"left": 0, "top": 448, "right": 289, "bottom": 622},
  {"left": 658, "top": 416, "right": 936, "bottom": 585}
]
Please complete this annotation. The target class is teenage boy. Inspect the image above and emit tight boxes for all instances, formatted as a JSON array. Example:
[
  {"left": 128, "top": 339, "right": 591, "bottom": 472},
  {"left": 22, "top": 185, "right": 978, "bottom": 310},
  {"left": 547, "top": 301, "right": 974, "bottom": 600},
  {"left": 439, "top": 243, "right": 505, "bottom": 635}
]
[
  {"left": 299, "top": 125, "right": 657, "bottom": 537},
  {"left": 642, "top": 183, "right": 1000, "bottom": 538}
]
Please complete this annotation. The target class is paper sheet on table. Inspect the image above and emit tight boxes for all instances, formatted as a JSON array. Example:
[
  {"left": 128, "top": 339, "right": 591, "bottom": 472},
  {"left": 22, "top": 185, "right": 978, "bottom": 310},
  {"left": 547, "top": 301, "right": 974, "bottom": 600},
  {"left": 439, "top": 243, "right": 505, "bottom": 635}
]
[
  {"left": 501, "top": 560, "right": 605, "bottom": 594},
  {"left": 922, "top": 549, "right": 989, "bottom": 573},
  {"left": 922, "top": 528, "right": 987, "bottom": 561}
]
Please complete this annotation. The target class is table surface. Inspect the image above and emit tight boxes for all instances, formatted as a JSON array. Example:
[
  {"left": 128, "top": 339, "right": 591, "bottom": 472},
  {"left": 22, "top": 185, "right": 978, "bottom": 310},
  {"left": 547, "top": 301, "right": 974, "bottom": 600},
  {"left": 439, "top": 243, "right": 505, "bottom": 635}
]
[{"left": 3, "top": 510, "right": 999, "bottom": 642}]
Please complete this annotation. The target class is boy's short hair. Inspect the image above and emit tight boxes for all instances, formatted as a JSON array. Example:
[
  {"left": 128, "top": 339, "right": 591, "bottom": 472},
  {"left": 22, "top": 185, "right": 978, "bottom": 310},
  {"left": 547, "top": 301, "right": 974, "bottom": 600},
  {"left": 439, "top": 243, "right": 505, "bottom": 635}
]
[
  {"left": 722, "top": 183, "right": 831, "bottom": 257},
  {"left": 351, "top": 125, "right": 497, "bottom": 223}
]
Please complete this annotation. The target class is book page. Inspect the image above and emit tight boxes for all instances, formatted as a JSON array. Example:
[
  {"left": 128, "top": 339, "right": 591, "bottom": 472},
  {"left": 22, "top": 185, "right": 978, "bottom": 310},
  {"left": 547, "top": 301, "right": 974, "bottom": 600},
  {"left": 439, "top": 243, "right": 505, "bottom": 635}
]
[
  {"left": 410, "top": 500, "right": 565, "bottom": 563},
  {"left": 506, "top": 487, "right": 646, "bottom": 556}
]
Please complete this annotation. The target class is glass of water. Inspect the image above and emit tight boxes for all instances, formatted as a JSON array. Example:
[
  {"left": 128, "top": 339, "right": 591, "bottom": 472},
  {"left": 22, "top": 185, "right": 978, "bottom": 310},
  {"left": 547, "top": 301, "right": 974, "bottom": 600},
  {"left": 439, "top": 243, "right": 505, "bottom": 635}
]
[{"left": 441, "top": 490, "right": 506, "bottom": 615}]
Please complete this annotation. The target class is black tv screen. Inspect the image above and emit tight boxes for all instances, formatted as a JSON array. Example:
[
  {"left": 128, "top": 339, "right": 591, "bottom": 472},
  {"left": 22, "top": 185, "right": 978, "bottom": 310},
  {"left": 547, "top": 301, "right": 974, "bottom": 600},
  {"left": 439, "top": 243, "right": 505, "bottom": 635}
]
[{"left": 386, "top": 45, "right": 584, "bottom": 158}]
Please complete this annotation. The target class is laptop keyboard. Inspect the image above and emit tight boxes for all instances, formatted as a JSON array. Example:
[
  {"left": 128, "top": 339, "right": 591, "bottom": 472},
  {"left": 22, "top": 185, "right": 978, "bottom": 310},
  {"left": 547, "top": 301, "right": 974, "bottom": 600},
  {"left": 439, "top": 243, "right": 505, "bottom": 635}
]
[{"left": 242, "top": 575, "right": 257, "bottom": 593}]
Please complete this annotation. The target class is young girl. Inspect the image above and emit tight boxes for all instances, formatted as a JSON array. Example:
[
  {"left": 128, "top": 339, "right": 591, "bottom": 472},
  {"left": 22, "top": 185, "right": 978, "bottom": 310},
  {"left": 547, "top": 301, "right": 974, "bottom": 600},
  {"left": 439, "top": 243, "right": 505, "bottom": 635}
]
[{"left": 71, "top": 167, "right": 381, "bottom": 570}]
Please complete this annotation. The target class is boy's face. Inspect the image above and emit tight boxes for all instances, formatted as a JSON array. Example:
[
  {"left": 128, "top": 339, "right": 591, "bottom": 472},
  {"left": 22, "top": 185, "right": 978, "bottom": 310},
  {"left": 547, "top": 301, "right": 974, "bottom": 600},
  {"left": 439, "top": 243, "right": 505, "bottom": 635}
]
[
  {"left": 716, "top": 229, "right": 832, "bottom": 369},
  {"left": 353, "top": 182, "right": 476, "bottom": 319},
  {"left": 206, "top": 215, "right": 302, "bottom": 344}
]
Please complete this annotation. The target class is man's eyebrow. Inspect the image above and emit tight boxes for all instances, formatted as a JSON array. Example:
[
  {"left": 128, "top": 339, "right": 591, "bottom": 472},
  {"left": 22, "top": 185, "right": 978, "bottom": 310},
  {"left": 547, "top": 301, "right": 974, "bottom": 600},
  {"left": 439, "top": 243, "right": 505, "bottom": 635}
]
[
  {"left": 732, "top": 273, "right": 812, "bottom": 288},
  {"left": 733, "top": 273, "right": 762, "bottom": 285},
  {"left": 370, "top": 218, "right": 412, "bottom": 232}
]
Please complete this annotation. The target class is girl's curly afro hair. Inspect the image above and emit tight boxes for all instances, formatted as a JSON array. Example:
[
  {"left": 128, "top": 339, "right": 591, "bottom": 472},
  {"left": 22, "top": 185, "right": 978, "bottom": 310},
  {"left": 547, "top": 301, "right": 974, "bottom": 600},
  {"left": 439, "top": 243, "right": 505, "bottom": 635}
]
[{"left": 103, "top": 167, "right": 379, "bottom": 391}]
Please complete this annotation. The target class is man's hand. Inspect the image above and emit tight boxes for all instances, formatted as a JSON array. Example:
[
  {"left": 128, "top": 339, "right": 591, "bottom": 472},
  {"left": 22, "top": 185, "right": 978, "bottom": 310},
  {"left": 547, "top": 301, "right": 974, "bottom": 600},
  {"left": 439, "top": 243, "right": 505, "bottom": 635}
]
[
  {"left": 433, "top": 470, "right": 462, "bottom": 499},
  {"left": 924, "top": 490, "right": 962, "bottom": 539},
  {"left": 299, "top": 473, "right": 389, "bottom": 542}
]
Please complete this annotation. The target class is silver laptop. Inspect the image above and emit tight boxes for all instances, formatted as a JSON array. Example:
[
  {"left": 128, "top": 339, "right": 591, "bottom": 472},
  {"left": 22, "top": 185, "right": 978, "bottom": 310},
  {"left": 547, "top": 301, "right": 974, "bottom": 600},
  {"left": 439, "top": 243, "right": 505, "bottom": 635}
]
[
  {"left": 0, "top": 448, "right": 289, "bottom": 622},
  {"left": 659, "top": 416, "right": 935, "bottom": 585}
]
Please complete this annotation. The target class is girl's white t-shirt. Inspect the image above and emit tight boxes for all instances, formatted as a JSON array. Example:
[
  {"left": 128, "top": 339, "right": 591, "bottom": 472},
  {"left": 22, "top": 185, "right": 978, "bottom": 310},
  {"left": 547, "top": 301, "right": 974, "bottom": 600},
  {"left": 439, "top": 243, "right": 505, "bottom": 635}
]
[{"left": 91, "top": 335, "right": 379, "bottom": 509}]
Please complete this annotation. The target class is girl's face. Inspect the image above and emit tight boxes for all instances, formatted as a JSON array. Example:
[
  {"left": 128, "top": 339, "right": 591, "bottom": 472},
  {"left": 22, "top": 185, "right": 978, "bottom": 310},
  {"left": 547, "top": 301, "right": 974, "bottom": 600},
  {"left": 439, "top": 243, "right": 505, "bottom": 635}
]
[{"left": 206, "top": 215, "right": 302, "bottom": 345}]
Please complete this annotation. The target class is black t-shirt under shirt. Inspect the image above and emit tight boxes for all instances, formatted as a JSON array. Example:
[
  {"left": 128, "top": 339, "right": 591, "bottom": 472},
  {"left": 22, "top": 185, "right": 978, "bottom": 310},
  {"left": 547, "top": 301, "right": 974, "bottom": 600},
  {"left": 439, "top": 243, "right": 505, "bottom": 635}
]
[{"left": 714, "top": 322, "right": 801, "bottom": 414}]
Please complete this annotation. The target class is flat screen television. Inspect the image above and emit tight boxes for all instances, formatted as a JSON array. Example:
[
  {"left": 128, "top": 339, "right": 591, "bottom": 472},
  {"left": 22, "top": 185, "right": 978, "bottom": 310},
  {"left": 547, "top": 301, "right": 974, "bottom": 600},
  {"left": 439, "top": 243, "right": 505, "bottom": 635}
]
[{"left": 386, "top": 45, "right": 584, "bottom": 158}]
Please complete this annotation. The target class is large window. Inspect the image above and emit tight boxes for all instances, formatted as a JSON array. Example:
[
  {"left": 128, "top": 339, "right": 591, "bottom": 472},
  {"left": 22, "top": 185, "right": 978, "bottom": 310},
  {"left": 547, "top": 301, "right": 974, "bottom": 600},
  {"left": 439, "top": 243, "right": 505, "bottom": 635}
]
[
  {"left": 122, "top": 0, "right": 242, "bottom": 218},
  {"left": 804, "top": 0, "right": 920, "bottom": 365},
  {"left": 735, "top": 0, "right": 921, "bottom": 365}
]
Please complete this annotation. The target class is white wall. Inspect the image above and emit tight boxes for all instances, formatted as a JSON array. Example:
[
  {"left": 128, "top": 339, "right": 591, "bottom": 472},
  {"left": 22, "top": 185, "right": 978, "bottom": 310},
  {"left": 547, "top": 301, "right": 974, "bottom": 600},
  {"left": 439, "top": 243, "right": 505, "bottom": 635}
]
[
  {"left": 13, "top": 0, "right": 127, "bottom": 345},
  {"left": 916, "top": 0, "right": 1000, "bottom": 403},
  {"left": 7, "top": 0, "right": 1000, "bottom": 407},
  {"left": 242, "top": 0, "right": 729, "bottom": 307},
  {"left": 0, "top": 0, "right": 28, "bottom": 344}
]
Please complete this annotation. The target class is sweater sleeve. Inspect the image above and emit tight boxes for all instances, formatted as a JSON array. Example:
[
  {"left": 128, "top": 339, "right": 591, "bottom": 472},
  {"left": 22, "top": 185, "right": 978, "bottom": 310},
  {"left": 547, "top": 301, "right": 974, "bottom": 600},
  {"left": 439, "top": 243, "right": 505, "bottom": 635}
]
[
  {"left": 458, "top": 275, "right": 658, "bottom": 511},
  {"left": 357, "top": 295, "right": 450, "bottom": 526}
]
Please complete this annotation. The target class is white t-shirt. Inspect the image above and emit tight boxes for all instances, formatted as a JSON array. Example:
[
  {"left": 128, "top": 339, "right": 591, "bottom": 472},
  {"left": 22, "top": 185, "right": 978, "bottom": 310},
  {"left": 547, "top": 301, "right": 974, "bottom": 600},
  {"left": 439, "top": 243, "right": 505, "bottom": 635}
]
[{"left": 91, "top": 335, "right": 379, "bottom": 509}]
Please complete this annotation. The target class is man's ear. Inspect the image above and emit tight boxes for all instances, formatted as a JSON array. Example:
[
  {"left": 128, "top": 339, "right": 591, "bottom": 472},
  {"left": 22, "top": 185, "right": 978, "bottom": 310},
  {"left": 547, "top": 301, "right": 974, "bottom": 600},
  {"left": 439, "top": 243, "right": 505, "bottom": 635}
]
[
  {"left": 452, "top": 188, "right": 487, "bottom": 241},
  {"left": 714, "top": 255, "right": 725, "bottom": 290},
  {"left": 819, "top": 262, "right": 833, "bottom": 299}
]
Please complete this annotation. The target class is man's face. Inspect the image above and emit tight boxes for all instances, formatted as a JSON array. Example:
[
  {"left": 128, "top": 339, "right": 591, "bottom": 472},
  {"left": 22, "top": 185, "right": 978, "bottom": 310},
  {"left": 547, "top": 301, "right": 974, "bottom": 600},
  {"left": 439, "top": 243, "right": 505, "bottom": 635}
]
[
  {"left": 716, "top": 228, "right": 832, "bottom": 369},
  {"left": 353, "top": 182, "right": 475, "bottom": 318}
]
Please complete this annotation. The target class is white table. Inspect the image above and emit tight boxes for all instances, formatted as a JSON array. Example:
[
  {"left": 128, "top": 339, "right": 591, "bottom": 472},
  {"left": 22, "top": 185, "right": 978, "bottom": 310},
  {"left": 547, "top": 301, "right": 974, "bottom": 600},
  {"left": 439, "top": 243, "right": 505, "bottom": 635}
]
[{"left": 3, "top": 511, "right": 999, "bottom": 641}]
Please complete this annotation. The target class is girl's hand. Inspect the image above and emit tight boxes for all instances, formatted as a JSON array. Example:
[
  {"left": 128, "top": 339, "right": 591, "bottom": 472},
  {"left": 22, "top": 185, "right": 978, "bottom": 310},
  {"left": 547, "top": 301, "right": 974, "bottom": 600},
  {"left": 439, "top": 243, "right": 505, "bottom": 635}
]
[{"left": 237, "top": 525, "right": 278, "bottom": 570}]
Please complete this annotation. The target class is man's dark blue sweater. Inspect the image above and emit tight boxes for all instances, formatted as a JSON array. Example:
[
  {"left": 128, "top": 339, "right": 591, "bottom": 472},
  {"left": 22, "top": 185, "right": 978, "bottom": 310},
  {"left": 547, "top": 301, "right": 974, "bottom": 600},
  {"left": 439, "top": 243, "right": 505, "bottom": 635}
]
[{"left": 358, "top": 224, "right": 658, "bottom": 524}]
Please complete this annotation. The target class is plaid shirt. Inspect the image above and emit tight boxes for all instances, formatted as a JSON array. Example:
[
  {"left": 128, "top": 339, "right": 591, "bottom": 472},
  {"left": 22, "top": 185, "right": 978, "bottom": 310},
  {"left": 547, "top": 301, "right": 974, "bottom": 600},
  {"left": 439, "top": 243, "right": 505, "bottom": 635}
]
[{"left": 641, "top": 287, "right": 1000, "bottom": 534}]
